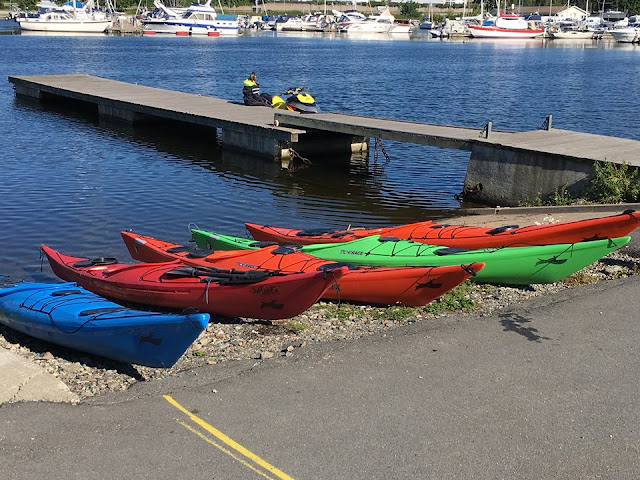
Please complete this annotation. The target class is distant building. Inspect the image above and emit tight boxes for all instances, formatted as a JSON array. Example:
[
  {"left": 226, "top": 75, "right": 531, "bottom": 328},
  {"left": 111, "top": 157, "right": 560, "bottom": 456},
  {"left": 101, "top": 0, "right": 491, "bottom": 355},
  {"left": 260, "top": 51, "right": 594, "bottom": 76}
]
[
  {"left": 555, "top": 6, "right": 589, "bottom": 21},
  {"left": 394, "top": 0, "right": 467, "bottom": 4}
]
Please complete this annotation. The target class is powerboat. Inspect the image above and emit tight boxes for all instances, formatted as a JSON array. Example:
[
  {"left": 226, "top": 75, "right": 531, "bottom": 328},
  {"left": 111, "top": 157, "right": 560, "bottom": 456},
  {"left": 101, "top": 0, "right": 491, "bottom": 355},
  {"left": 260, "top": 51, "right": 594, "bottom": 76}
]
[
  {"left": 334, "top": 9, "right": 367, "bottom": 30},
  {"left": 341, "top": 7, "right": 394, "bottom": 34},
  {"left": 609, "top": 23, "right": 640, "bottom": 43},
  {"left": 17, "top": 1, "right": 111, "bottom": 33},
  {"left": 468, "top": 13, "right": 544, "bottom": 38},
  {"left": 280, "top": 13, "right": 332, "bottom": 32},
  {"left": 141, "top": 0, "right": 239, "bottom": 35}
]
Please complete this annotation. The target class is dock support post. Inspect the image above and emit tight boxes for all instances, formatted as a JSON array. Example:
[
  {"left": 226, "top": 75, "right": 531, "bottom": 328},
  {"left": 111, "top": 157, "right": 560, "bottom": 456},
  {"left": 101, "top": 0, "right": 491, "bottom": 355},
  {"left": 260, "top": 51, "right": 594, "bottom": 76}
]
[
  {"left": 463, "top": 143, "right": 593, "bottom": 206},
  {"left": 481, "top": 121, "right": 492, "bottom": 139},
  {"left": 13, "top": 83, "right": 43, "bottom": 100},
  {"left": 221, "top": 129, "right": 291, "bottom": 162}
]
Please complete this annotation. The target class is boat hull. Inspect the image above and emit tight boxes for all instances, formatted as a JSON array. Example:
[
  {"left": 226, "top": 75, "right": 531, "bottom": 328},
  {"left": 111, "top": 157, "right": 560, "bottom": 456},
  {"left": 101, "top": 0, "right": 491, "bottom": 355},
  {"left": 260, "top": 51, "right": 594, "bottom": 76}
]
[
  {"left": 190, "top": 230, "right": 630, "bottom": 285},
  {"left": 141, "top": 19, "right": 238, "bottom": 35},
  {"left": 551, "top": 31, "right": 594, "bottom": 39},
  {"left": 0, "top": 282, "right": 209, "bottom": 367},
  {"left": 468, "top": 25, "right": 544, "bottom": 38},
  {"left": 609, "top": 28, "right": 640, "bottom": 43},
  {"left": 18, "top": 19, "right": 110, "bottom": 33},
  {"left": 41, "top": 245, "right": 346, "bottom": 320},
  {"left": 121, "top": 231, "right": 484, "bottom": 307}
]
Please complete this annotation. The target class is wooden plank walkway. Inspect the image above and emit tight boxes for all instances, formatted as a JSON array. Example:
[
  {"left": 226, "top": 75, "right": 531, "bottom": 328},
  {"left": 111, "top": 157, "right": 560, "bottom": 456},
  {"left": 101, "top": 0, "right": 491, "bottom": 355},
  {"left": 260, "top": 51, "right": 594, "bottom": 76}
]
[
  {"left": 8, "top": 74, "right": 305, "bottom": 142},
  {"left": 8, "top": 74, "right": 640, "bottom": 166}
]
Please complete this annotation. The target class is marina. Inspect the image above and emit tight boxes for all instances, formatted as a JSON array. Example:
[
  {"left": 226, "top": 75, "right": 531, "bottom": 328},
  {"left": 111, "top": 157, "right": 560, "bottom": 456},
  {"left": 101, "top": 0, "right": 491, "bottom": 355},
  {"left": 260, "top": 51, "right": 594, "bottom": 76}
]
[
  {"left": 0, "top": 16, "right": 638, "bottom": 276},
  {"left": 1, "top": 3, "right": 640, "bottom": 477}
]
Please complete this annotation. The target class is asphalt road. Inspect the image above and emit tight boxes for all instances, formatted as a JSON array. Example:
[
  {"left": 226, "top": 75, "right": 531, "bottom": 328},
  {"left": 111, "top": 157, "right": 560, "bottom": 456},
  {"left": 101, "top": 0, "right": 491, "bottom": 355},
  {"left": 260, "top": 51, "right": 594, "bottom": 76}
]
[{"left": 2, "top": 273, "right": 640, "bottom": 479}]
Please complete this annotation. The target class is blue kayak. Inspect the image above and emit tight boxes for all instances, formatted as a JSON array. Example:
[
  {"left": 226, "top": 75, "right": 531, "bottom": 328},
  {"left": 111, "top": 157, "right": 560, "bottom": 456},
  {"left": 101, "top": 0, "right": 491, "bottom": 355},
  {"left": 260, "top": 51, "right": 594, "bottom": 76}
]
[{"left": 0, "top": 282, "right": 210, "bottom": 368}]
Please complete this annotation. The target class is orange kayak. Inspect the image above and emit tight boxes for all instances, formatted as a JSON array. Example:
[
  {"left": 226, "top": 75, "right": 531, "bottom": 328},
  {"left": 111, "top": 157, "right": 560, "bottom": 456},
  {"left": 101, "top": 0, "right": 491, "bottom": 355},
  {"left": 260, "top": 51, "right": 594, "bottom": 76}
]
[
  {"left": 245, "top": 209, "right": 640, "bottom": 249},
  {"left": 121, "top": 231, "right": 484, "bottom": 307},
  {"left": 41, "top": 245, "right": 347, "bottom": 321}
]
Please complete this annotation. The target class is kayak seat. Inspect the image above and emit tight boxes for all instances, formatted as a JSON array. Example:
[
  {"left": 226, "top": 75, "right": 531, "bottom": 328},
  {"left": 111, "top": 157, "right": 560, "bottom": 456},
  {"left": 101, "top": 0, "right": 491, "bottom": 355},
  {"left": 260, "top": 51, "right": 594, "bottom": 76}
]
[
  {"left": 486, "top": 225, "right": 519, "bottom": 235},
  {"left": 73, "top": 257, "right": 118, "bottom": 268},
  {"left": 296, "top": 229, "right": 336, "bottom": 237},
  {"left": 378, "top": 237, "right": 401, "bottom": 242},
  {"left": 186, "top": 249, "right": 215, "bottom": 258},
  {"left": 271, "top": 246, "right": 297, "bottom": 255},
  {"left": 433, "top": 247, "right": 470, "bottom": 256},
  {"left": 249, "top": 241, "right": 278, "bottom": 248},
  {"left": 331, "top": 232, "right": 353, "bottom": 238},
  {"left": 429, "top": 224, "right": 451, "bottom": 229},
  {"left": 166, "top": 245, "right": 192, "bottom": 253},
  {"left": 161, "top": 267, "right": 273, "bottom": 285}
]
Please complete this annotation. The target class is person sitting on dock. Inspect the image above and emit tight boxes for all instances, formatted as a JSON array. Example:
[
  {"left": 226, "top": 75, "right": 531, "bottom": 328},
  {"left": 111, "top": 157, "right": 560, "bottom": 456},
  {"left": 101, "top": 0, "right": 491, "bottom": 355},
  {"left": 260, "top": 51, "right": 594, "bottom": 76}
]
[{"left": 242, "top": 72, "right": 271, "bottom": 107}]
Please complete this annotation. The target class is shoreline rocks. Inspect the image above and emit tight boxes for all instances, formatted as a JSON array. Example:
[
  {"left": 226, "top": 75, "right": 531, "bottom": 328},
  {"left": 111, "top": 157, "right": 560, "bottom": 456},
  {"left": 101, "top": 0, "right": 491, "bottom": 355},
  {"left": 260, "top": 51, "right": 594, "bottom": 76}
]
[{"left": 1, "top": 251, "right": 638, "bottom": 401}]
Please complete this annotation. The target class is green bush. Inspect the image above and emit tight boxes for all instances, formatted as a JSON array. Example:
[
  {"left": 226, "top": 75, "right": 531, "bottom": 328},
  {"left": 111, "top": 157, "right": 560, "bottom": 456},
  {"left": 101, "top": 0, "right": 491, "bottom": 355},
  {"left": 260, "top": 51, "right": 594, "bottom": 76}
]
[
  {"left": 399, "top": 1, "right": 420, "bottom": 19},
  {"left": 584, "top": 160, "right": 640, "bottom": 203}
]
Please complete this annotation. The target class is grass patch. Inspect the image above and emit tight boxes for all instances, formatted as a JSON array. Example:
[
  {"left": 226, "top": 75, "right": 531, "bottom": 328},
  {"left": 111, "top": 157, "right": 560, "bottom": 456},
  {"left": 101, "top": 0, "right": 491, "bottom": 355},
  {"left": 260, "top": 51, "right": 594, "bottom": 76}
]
[
  {"left": 561, "top": 270, "right": 599, "bottom": 286},
  {"left": 283, "top": 321, "right": 310, "bottom": 332},
  {"left": 370, "top": 306, "right": 415, "bottom": 322},
  {"left": 421, "top": 282, "right": 476, "bottom": 315}
]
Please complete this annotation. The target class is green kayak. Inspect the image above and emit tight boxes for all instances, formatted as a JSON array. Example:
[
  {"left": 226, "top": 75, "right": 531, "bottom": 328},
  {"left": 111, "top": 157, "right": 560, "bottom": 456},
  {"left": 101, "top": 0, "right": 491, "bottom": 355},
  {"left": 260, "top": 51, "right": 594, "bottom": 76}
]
[{"left": 190, "top": 229, "right": 630, "bottom": 285}]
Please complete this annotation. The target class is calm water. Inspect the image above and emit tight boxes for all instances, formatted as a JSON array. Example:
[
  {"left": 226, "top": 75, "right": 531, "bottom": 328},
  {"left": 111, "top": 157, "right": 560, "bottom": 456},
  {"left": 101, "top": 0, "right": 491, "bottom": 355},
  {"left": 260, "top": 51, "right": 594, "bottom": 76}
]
[{"left": 1, "top": 22, "right": 639, "bottom": 281}]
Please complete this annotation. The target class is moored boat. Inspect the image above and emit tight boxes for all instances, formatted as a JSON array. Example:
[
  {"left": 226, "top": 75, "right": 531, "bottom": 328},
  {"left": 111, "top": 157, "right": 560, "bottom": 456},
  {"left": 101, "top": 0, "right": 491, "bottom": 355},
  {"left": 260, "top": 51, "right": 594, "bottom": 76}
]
[
  {"left": 550, "top": 29, "right": 595, "bottom": 39},
  {"left": 41, "top": 245, "right": 347, "bottom": 320},
  {"left": 141, "top": 0, "right": 238, "bottom": 35},
  {"left": 0, "top": 282, "right": 209, "bottom": 367},
  {"left": 243, "top": 210, "right": 640, "bottom": 249},
  {"left": 468, "top": 13, "right": 544, "bottom": 38},
  {"left": 189, "top": 229, "right": 631, "bottom": 285},
  {"left": 341, "top": 7, "right": 395, "bottom": 33},
  {"left": 121, "top": 231, "right": 485, "bottom": 307},
  {"left": 16, "top": 1, "right": 111, "bottom": 33},
  {"left": 609, "top": 23, "right": 640, "bottom": 43}
]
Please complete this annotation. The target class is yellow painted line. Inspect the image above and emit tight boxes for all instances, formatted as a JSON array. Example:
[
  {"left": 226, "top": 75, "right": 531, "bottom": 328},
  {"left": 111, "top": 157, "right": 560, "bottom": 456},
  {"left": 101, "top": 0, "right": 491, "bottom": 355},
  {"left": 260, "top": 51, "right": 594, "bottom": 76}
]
[
  {"left": 163, "top": 395, "right": 295, "bottom": 480},
  {"left": 177, "top": 420, "right": 276, "bottom": 480}
]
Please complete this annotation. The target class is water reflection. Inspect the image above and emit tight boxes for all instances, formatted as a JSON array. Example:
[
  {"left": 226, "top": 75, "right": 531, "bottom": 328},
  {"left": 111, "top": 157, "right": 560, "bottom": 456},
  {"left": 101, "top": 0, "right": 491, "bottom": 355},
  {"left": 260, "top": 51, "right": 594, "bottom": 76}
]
[{"left": 14, "top": 95, "right": 458, "bottom": 230}]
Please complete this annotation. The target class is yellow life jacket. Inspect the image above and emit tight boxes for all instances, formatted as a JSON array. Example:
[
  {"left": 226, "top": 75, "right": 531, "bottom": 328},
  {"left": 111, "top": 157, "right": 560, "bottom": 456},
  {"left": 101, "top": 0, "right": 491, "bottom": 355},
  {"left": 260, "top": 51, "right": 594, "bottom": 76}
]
[{"left": 244, "top": 79, "right": 257, "bottom": 87}]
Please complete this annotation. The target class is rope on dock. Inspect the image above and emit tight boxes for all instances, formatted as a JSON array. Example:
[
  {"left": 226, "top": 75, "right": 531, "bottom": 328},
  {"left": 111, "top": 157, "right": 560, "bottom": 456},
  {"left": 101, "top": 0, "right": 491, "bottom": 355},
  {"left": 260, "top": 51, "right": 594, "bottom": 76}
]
[
  {"left": 288, "top": 148, "right": 311, "bottom": 172},
  {"left": 374, "top": 137, "right": 391, "bottom": 164}
]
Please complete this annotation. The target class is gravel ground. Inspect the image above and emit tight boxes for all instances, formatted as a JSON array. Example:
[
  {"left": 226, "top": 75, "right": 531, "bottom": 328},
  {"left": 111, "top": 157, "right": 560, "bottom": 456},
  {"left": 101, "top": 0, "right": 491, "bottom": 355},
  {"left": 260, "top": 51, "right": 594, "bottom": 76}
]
[{"left": 1, "top": 251, "right": 638, "bottom": 401}]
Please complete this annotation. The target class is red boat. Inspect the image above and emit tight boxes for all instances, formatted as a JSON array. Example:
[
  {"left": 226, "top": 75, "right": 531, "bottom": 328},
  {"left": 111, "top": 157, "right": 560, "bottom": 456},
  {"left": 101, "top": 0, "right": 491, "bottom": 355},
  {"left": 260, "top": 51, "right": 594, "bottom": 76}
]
[
  {"left": 41, "top": 245, "right": 347, "bottom": 320},
  {"left": 121, "top": 231, "right": 484, "bottom": 307},
  {"left": 244, "top": 210, "right": 640, "bottom": 250}
]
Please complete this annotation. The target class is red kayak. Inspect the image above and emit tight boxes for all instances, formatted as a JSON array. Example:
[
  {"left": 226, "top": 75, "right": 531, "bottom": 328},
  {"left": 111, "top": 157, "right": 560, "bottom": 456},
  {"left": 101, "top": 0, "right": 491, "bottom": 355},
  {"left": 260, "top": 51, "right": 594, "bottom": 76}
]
[
  {"left": 41, "top": 245, "right": 347, "bottom": 320},
  {"left": 121, "top": 231, "right": 484, "bottom": 307},
  {"left": 245, "top": 209, "right": 640, "bottom": 249}
]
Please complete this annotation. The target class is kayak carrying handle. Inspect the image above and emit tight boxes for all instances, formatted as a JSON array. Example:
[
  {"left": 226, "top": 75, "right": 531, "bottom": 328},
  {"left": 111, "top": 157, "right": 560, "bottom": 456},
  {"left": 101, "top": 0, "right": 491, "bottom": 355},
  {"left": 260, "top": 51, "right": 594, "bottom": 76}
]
[{"left": 461, "top": 264, "right": 478, "bottom": 276}]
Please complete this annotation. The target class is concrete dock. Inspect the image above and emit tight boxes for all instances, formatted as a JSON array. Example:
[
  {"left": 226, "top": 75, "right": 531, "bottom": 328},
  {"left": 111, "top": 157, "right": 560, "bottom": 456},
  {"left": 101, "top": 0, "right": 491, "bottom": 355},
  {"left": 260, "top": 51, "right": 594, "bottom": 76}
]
[{"left": 9, "top": 74, "right": 640, "bottom": 205}]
